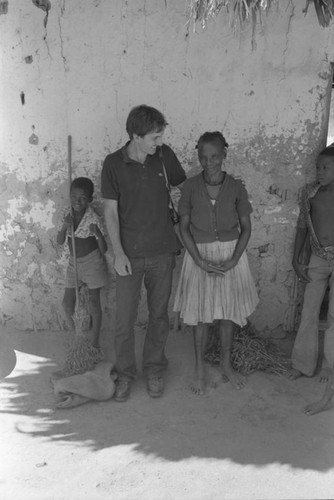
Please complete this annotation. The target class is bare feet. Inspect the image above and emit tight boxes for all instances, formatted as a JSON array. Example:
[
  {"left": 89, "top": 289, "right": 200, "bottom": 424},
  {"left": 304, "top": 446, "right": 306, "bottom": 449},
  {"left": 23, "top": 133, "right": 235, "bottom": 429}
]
[
  {"left": 287, "top": 368, "right": 303, "bottom": 381},
  {"left": 223, "top": 364, "right": 246, "bottom": 390},
  {"left": 190, "top": 377, "right": 206, "bottom": 395},
  {"left": 304, "top": 398, "right": 332, "bottom": 416},
  {"left": 318, "top": 368, "right": 332, "bottom": 383},
  {"left": 210, "top": 368, "right": 229, "bottom": 389},
  {"left": 190, "top": 362, "right": 207, "bottom": 395}
]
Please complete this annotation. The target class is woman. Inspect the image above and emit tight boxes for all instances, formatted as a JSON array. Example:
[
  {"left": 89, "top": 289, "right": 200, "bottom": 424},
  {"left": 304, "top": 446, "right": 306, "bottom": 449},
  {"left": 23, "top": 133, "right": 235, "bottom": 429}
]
[{"left": 174, "top": 131, "right": 259, "bottom": 394}]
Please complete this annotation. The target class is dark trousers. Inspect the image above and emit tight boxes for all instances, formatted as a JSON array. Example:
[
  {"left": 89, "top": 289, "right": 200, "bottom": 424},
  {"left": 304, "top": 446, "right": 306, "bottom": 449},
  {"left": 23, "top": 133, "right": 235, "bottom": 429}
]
[{"left": 114, "top": 253, "right": 175, "bottom": 381}]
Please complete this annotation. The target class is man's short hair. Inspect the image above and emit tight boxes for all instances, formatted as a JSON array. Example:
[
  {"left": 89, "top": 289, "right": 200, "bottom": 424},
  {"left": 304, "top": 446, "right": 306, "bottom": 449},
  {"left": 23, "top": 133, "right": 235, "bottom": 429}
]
[
  {"left": 71, "top": 177, "right": 94, "bottom": 198},
  {"left": 126, "top": 105, "right": 168, "bottom": 139}
]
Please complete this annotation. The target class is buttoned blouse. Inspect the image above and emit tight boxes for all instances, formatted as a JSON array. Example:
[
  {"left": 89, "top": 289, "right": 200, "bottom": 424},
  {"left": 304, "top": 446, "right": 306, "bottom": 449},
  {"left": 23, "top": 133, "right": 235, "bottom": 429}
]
[{"left": 178, "top": 172, "right": 252, "bottom": 243}]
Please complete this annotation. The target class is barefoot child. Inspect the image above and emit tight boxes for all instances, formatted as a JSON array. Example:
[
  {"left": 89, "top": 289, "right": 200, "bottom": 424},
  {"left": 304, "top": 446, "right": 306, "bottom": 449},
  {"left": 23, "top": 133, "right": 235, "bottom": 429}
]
[
  {"left": 57, "top": 177, "right": 108, "bottom": 348},
  {"left": 173, "top": 132, "right": 259, "bottom": 394},
  {"left": 289, "top": 146, "right": 334, "bottom": 383}
]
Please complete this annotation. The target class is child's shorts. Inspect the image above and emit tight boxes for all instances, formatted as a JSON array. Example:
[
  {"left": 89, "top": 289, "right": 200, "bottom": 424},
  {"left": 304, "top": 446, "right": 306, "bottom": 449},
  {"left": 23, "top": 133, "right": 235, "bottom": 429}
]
[{"left": 65, "top": 249, "right": 108, "bottom": 290}]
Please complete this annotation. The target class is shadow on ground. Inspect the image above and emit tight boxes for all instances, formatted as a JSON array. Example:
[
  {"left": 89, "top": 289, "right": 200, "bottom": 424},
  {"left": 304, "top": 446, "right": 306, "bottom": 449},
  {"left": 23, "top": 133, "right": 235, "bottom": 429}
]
[{"left": 1, "top": 325, "right": 333, "bottom": 472}]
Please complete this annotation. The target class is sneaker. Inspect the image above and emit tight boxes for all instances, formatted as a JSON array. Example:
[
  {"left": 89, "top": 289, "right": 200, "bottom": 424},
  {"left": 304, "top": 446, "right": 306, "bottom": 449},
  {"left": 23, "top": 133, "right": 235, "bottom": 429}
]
[
  {"left": 114, "top": 380, "right": 131, "bottom": 402},
  {"left": 147, "top": 376, "right": 164, "bottom": 398}
]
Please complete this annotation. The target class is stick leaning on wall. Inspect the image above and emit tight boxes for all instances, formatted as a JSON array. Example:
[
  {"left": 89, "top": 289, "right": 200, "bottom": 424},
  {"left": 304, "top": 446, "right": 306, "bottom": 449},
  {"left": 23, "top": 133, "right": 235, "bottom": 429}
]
[{"left": 55, "top": 136, "right": 103, "bottom": 378}]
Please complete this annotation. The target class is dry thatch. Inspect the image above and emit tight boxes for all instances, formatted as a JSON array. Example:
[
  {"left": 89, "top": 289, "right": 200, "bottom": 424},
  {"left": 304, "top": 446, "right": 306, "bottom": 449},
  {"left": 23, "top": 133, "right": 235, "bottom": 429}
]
[
  {"left": 204, "top": 321, "right": 290, "bottom": 376},
  {"left": 187, "top": 0, "right": 334, "bottom": 30}
]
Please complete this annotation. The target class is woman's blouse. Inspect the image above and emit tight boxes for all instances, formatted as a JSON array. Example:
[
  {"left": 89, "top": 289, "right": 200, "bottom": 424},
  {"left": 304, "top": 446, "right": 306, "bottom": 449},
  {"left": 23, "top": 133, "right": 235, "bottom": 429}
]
[{"left": 178, "top": 172, "right": 252, "bottom": 243}]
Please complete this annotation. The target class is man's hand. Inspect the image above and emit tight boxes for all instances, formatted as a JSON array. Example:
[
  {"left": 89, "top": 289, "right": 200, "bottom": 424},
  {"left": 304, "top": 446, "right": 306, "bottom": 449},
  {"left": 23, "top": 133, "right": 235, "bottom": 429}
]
[
  {"left": 293, "top": 261, "right": 310, "bottom": 283},
  {"left": 114, "top": 253, "right": 132, "bottom": 276}
]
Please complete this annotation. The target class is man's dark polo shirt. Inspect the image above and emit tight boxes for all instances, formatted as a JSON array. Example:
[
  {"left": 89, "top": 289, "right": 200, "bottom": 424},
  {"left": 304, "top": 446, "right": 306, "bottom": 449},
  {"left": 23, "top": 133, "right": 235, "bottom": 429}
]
[{"left": 101, "top": 143, "right": 186, "bottom": 258}]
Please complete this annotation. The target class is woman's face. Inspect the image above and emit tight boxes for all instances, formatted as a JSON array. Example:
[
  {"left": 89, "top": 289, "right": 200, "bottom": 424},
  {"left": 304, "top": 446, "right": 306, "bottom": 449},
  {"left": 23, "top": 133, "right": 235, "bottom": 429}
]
[{"left": 198, "top": 141, "right": 225, "bottom": 177}]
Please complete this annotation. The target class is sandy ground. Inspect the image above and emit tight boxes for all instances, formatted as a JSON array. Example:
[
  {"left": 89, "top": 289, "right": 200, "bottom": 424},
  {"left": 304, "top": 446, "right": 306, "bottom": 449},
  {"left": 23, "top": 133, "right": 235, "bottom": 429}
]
[{"left": 1, "top": 324, "right": 334, "bottom": 500}]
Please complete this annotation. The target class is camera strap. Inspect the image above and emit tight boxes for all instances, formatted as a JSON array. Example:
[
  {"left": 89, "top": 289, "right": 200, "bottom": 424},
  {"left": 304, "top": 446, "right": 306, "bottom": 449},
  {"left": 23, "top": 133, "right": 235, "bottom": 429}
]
[{"left": 158, "top": 147, "right": 177, "bottom": 213}]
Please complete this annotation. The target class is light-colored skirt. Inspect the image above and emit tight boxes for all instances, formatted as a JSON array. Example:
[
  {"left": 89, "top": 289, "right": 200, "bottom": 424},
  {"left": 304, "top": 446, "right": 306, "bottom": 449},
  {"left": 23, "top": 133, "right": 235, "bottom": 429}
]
[{"left": 173, "top": 240, "right": 259, "bottom": 326}]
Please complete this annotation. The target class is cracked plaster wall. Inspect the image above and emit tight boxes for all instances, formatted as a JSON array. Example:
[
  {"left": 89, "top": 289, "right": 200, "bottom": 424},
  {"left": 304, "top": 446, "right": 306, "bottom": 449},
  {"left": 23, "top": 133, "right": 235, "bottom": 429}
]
[{"left": 1, "top": 0, "right": 334, "bottom": 332}]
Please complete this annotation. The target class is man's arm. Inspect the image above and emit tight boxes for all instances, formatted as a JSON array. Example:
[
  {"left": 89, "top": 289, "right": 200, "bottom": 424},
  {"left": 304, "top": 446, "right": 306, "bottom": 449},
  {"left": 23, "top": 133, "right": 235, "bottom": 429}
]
[
  {"left": 161, "top": 144, "right": 186, "bottom": 187},
  {"left": 103, "top": 199, "right": 132, "bottom": 276}
]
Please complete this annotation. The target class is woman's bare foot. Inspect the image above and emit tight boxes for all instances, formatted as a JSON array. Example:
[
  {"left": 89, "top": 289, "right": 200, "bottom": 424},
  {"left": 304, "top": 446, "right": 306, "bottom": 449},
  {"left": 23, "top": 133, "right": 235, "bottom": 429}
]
[
  {"left": 304, "top": 398, "right": 332, "bottom": 416},
  {"left": 210, "top": 367, "right": 229, "bottom": 389},
  {"left": 287, "top": 368, "right": 303, "bottom": 381},
  {"left": 318, "top": 368, "right": 332, "bottom": 383},
  {"left": 223, "top": 364, "right": 246, "bottom": 390},
  {"left": 190, "top": 376, "right": 206, "bottom": 395},
  {"left": 190, "top": 362, "right": 207, "bottom": 395}
]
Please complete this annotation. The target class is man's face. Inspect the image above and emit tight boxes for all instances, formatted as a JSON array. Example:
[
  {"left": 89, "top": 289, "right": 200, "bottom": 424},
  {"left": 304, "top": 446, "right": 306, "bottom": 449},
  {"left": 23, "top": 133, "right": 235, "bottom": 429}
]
[
  {"left": 135, "top": 129, "right": 165, "bottom": 156},
  {"left": 316, "top": 155, "right": 334, "bottom": 186}
]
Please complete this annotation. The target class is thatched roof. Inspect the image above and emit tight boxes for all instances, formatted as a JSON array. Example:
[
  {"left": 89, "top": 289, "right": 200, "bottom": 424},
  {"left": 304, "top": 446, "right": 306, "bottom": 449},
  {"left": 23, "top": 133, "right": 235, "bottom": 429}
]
[{"left": 188, "top": 0, "right": 334, "bottom": 29}]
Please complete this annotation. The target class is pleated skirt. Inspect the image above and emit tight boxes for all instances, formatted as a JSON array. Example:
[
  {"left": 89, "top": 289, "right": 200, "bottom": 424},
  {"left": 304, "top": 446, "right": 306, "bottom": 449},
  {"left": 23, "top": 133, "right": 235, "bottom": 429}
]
[{"left": 173, "top": 240, "right": 259, "bottom": 326}]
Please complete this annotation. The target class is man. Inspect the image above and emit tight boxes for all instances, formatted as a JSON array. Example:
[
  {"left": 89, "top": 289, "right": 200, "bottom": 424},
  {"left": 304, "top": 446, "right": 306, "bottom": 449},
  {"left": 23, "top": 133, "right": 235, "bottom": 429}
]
[{"left": 101, "top": 105, "right": 186, "bottom": 402}]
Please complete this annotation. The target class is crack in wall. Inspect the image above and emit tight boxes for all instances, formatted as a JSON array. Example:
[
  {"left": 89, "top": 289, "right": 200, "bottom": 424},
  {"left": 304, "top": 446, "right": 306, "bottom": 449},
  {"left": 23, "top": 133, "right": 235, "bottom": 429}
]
[
  {"left": 57, "top": 0, "right": 68, "bottom": 72},
  {"left": 281, "top": 0, "right": 295, "bottom": 80}
]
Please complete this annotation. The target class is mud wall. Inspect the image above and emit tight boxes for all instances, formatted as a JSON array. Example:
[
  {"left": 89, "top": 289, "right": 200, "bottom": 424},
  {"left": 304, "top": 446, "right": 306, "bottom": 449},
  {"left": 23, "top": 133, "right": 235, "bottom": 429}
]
[{"left": 1, "top": 0, "right": 334, "bottom": 331}]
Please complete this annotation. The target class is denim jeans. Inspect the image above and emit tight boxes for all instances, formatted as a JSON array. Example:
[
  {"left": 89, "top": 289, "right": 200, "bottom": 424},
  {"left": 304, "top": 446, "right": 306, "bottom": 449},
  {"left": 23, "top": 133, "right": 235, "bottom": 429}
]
[
  {"left": 292, "top": 253, "right": 334, "bottom": 376},
  {"left": 114, "top": 253, "right": 175, "bottom": 381}
]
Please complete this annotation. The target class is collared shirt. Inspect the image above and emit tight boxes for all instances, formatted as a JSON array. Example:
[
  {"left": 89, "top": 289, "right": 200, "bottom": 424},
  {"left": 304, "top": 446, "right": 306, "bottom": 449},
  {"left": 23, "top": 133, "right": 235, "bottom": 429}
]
[
  {"left": 57, "top": 205, "right": 105, "bottom": 239},
  {"left": 179, "top": 172, "right": 252, "bottom": 243},
  {"left": 101, "top": 143, "right": 186, "bottom": 258},
  {"left": 297, "top": 181, "right": 334, "bottom": 261}
]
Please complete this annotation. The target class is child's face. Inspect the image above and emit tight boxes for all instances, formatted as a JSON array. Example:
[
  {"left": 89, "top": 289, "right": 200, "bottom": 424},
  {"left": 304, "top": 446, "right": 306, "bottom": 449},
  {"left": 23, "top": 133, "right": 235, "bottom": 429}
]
[
  {"left": 316, "top": 155, "right": 334, "bottom": 186},
  {"left": 199, "top": 141, "right": 225, "bottom": 177},
  {"left": 70, "top": 187, "right": 91, "bottom": 213}
]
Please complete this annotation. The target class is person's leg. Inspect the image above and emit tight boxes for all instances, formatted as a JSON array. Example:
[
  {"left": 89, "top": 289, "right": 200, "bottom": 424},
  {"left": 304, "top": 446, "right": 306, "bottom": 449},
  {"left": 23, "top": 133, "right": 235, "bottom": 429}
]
[
  {"left": 321, "top": 266, "right": 334, "bottom": 382},
  {"left": 114, "top": 259, "right": 144, "bottom": 382},
  {"left": 289, "top": 255, "right": 330, "bottom": 380},
  {"left": 219, "top": 319, "right": 246, "bottom": 390},
  {"left": 62, "top": 288, "right": 76, "bottom": 330},
  {"left": 142, "top": 253, "right": 174, "bottom": 394},
  {"left": 304, "top": 370, "right": 334, "bottom": 415},
  {"left": 191, "top": 322, "right": 209, "bottom": 395},
  {"left": 88, "top": 288, "right": 102, "bottom": 349}
]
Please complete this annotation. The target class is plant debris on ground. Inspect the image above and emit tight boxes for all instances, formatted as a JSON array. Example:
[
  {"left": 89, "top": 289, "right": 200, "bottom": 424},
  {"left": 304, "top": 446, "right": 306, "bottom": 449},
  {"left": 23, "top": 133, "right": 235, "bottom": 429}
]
[{"left": 205, "top": 321, "right": 290, "bottom": 376}]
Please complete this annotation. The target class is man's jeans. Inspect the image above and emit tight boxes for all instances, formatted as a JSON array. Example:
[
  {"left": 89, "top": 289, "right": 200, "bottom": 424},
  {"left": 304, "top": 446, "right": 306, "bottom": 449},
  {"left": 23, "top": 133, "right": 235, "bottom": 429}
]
[
  {"left": 114, "top": 253, "right": 175, "bottom": 381},
  {"left": 292, "top": 253, "right": 334, "bottom": 376}
]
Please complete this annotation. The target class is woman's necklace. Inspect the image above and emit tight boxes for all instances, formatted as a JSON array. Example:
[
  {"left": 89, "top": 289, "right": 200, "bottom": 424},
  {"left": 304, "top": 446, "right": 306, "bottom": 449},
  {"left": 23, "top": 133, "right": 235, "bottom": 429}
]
[{"left": 202, "top": 171, "right": 225, "bottom": 186}]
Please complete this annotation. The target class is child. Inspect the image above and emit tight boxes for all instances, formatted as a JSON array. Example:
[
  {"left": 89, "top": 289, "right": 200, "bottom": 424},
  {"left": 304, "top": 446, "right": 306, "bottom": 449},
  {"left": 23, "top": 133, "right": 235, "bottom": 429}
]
[
  {"left": 57, "top": 177, "right": 108, "bottom": 348},
  {"left": 173, "top": 131, "right": 259, "bottom": 394},
  {"left": 289, "top": 146, "right": 334, "bottom": 383}
]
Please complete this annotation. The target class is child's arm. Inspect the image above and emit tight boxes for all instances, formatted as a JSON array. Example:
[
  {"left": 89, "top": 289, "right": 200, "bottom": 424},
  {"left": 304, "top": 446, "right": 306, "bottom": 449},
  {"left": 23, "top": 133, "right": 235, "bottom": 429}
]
[
  {"left": 90, "top": 223, "right": 107, "bottom": 254},
  {"left": 57, "top": 214, "right": 72, "bottom": 245},
  {"left": 292, "top": 226, "right": 310, "bottom": 282}
]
